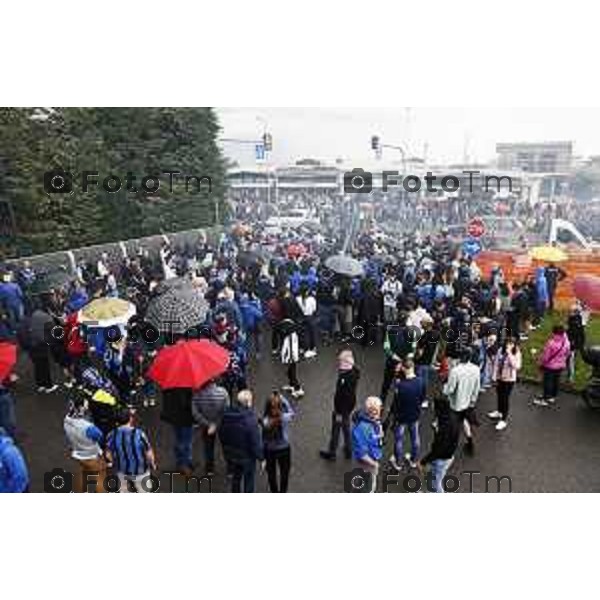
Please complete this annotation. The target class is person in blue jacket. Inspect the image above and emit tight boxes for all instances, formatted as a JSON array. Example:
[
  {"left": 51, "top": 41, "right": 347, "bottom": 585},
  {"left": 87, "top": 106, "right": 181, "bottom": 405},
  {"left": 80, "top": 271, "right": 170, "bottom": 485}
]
[
  {"left": 289, "top": 269, "right": 302, "bottom": 296},
  {"left": 0, "top": 274, "right": 24, "bottom": 332},
  {"left": 65, "top": 281, "right": 89, "bottom": 315},
  {"left": 534, "top": 267, "right": 549, "bottom": 325},
  {"left": 351, "top": 396, "right": 384, "bottom": 492},
  {"left": 304, "top": 266, "right": 319, "bottom": 292},
  {"left": 0, "top": 428, "right": 29, "bottom": 493},
  {"left": 239, "top": 292, "right": 264, "bottom": 358}
]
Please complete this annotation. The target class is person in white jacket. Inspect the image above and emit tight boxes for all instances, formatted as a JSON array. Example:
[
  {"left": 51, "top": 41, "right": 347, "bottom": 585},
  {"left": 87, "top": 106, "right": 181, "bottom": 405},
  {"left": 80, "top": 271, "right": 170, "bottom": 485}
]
[
  {"left": 296, "top": 287, "right": 318, "bottom": 359},
  {"left": 280, "top": 319, "right": 304, "bottom": 398},
  {"left": 381, "top": 274, "right": 402, "bottom": 324}
]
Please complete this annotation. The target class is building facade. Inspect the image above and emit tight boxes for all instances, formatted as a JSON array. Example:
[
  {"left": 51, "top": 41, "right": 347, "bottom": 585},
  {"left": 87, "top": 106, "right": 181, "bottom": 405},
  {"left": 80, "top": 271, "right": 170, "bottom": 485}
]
[{"left": 496, "top": 141, "right": 573, "bottom": 173}]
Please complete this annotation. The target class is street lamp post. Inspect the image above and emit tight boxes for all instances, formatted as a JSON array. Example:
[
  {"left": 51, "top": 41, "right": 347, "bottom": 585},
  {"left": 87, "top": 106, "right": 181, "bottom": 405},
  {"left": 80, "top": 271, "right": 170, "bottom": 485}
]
[
  {"left": 220, "top": 120, "right": 274, "bottom": 223},
  {"left": 371, "top": 135, "right": 409, "bottom": 210}
]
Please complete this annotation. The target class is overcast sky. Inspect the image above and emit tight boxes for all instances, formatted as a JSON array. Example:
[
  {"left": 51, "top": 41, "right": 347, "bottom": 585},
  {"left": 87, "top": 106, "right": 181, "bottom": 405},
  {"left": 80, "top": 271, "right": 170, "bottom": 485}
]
[{"left": 217, "top": 107, "right": 600, "bottom": 167}]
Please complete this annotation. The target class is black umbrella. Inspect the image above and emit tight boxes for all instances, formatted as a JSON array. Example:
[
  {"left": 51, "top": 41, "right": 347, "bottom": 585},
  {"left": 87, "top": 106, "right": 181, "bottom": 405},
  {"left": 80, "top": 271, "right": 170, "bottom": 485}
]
[
  {"left": 325, "top": 255, "right": 365, "bottom": 278},
  {"left": 145, "top": 278, "right": 209, "bottom": 334}
]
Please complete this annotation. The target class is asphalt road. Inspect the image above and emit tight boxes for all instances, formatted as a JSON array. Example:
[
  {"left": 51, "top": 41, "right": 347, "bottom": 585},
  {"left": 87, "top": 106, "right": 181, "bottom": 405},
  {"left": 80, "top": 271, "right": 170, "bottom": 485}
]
[{"left": 12, "top": 340, "right": 600, "bottom": 493}]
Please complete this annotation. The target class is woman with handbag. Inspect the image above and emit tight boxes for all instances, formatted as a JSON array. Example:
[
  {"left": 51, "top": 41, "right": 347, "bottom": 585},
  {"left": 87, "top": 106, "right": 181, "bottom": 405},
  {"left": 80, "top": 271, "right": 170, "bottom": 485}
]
[{"left": 534, "top": 325, "right": 571, "bottom": 407}]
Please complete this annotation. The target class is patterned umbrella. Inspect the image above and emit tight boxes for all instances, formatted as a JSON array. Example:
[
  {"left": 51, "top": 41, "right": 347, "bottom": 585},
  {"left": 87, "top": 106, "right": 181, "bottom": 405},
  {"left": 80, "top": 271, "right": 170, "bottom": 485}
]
[
  {"left": 325, "top": 254, "right": 365, "bottom": 278},
  {"left": 79, "top": 298, "right": 136, "bottom": 328},
  {"left": 145, "top": 278, "right": 209, "bottom": 334}
]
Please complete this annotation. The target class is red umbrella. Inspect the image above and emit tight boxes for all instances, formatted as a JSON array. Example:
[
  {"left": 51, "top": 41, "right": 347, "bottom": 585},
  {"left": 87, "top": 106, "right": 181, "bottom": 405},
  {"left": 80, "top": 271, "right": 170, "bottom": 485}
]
[
  {"left": 147, "top": 339, "right": 230, "bottom": 390},
  {"left": 573, "top": 275, "right": 600, "bottom": 311},
  {"left": 0, "top": 342, "right": 17, "bottom": 382}
]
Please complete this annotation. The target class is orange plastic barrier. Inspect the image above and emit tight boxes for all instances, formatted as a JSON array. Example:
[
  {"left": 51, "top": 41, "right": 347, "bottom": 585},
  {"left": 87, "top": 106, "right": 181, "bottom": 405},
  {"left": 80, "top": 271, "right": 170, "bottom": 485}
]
[{"left": 477, "top": 249, "right": 600, "bottom": 312}]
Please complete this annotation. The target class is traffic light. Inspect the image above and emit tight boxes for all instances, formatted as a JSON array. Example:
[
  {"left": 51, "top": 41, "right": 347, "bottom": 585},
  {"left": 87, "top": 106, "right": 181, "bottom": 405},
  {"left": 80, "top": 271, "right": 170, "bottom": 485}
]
[
  {"left": 371, "top": 135, "right": 380, "bottom": 151},
  {"left": 263, "top": 133, "right": 273, "bottom": 152}
]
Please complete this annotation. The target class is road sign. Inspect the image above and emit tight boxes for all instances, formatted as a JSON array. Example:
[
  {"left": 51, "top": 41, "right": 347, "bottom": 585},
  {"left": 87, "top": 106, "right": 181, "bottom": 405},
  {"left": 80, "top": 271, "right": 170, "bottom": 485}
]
[
  {"left": 255, "top": 144, "right": 265, "bottom": 161},
  {"left": 467, "top": 217, "right": 486, "bottom": 238},
  {"left": 462, "top": 237, "right": 482, "bottom": 257}
]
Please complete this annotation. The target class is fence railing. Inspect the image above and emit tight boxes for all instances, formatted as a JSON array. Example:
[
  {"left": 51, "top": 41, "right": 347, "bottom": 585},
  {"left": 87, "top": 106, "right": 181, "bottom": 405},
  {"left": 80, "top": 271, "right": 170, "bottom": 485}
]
[{"left": 5, "top": 227, "right": 224, "bottom": 276}]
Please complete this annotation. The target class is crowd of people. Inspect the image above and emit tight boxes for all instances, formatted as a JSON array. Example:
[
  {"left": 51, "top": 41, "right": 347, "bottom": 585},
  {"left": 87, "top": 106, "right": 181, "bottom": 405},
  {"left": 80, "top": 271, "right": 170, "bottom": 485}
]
[{"left": 0, "top": 215, "right": 592, "bottom": 493}]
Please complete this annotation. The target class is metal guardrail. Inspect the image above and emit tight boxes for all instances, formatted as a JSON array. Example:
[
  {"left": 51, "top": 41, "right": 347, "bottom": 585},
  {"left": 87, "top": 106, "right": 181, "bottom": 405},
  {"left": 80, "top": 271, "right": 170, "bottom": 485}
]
[{"left": 5, "top": 227, "right": 224, "bottom": 276}]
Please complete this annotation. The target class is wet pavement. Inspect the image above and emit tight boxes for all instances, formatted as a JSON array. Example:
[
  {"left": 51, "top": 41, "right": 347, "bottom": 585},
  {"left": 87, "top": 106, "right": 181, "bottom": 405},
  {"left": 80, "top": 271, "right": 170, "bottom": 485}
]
[{"left": 13, "top": 340, "right": 600, "bottom": 493}]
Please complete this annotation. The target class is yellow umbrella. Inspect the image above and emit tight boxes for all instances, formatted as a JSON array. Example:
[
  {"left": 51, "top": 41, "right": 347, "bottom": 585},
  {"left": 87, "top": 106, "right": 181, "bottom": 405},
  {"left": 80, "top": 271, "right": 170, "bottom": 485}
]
[
  {"left": 529, "top": 245, "right": 568, "bottom": 263},
  {"left": 79, "top": 297, "right": 136, "bottom": 328}
]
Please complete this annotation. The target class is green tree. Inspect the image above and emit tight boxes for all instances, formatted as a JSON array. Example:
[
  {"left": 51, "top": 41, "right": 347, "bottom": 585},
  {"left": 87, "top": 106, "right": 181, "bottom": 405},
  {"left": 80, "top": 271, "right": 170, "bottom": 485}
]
[{"left": 0, "top": 107, "right": 226, "bottom": 258}]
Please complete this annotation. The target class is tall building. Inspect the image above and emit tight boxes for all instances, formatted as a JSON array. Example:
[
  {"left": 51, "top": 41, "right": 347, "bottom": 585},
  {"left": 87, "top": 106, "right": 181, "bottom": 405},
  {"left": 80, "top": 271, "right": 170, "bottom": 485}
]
[{"left": 496, "top": 141, "right": 573, "bottom": 173}]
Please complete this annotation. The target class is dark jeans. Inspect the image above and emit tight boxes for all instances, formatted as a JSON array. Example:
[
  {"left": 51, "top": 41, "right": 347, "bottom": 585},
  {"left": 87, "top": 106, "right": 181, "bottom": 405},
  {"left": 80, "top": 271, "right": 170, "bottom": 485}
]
[
  {"left": 173, "top": 425, "right": 194, "bottom": 469},
  {"left": 416, "top": 364, "right": 437, "bottom": 399},
  {"left": 496, "top": 381, "right": 514, "bottom": 419},
  {"left": 6, "top": 304, "right": 23, "bottom": 332},
  {"left": 328, "top": 411, "right": 352, "bottom": 456},
  {"left": 318, "top": 304, "right": 335, "bottom": 338},
  {"left": 506, "top": 310, "right": 521, "bottom": 339},
  {"left": 271, "top": 326, "right": 281, "bottom": 353},
  {"left": 230, "top": 458, "right": 256, "bottom": 493},
  {"left": 287, "top": 363, "right": 300, "bottom": 390},
  {"left": 543, "top": 368, "right": 562, "bottom": 400},
  {"left": 201, "top": 426, "right": 216, "bottom": 469},
  {"left": 302, "top": 316, "right": 317, "bottom": 351},
  {"left": 380, "top": 359, "right": 399, "bottom": 405},
  {"left": 0, "top": 390, "right": 17, "bottom": 438},
  {"left": 360, "top": 319, "right": 378, "bottom": 347},
  {"left": 548, "top": 288, "right": 556, "bottom": 311},
  {"left": 265, "top": 446, "right": 291, "bottom": 492},
  {"left": 30, "top": 344, "right": 53, "bottom": 389}
]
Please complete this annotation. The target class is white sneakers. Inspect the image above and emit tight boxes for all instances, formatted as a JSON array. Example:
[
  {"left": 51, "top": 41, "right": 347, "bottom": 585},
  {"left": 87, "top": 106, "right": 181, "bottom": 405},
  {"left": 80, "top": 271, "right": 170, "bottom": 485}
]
[
  {"left": 488, "top": 411, "right": 508, "bottom": 431},
  {"left": 304, "top": 350, "right": 318, "bottom": 359},
  {"left": 38, "top": 384, "right": 58, "bottom": 394},
  {"left": 404, "top": 453, "right": 418, "bottom": 469},
  {"left": 389, "top": 455, "right": 402, "bottom": 472},
  {"left": 291, "top": 388, "right": 305, "bottom": 398},
  {"left": 533, "top": 397, "right": 555, "bottom": 407}
]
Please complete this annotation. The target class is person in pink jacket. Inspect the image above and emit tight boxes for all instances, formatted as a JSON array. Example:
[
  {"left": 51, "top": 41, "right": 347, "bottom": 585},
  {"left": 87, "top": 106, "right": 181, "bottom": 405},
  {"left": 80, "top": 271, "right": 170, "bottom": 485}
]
[
  {"left": 488, "top": 338, "right": 522, "bottom": 431},
  {"left": 534, "top": 325, "right": 571, "bottom": 407}
]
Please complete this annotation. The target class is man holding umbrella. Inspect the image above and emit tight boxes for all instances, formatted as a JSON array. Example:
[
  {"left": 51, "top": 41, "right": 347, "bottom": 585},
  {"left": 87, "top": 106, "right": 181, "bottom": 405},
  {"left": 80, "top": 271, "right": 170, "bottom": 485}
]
[
  {"left": 192, "top": 379, "right": 230, "bottom": 476},
  {"left": 149, "top": 339, "right": 230, "bottom": 476},
  {"left": 161, "top": 387, "right": 195, "bottom": 476}
]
